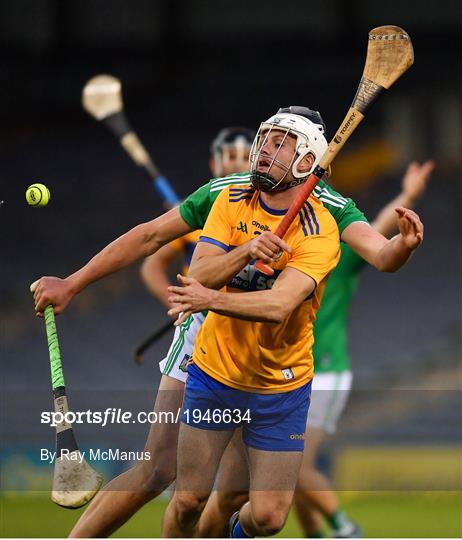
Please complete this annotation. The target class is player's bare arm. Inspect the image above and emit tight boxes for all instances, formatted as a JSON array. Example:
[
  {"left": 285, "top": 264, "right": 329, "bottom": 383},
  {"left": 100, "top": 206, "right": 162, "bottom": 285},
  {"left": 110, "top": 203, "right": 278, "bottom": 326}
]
[
  {"left": 342, "top": 207, "right": 424, "bottom": 272},
  {"left": 168, "top": 267, "right": 315, "bottom": 325},
  {"left": 371, "top": 160, "right": 434, "bottom": 237},
  {"left": 32, "top": 207, "right": 192, "bottom": 315},
  {"left": 188, "top": 232, "right": 292, "bottom": 290},
  {"left": 140, "top": 243, "right": 181, "bottom": 308}
]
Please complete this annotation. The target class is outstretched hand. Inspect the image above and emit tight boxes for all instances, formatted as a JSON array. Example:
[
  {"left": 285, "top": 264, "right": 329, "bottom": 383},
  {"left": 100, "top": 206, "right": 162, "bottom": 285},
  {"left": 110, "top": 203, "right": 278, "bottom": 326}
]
[
  {"left": 167, "top": 274, "right": 218, "bottom": 326},
  {"left": 402, "top": 160, "right": 435, "bottom": 202},
  {"left": 31, "top": 277, "right": 75, "bottom": 317},
  {"left": 395, "top": 207, "right": 424, "bottom": 250}
]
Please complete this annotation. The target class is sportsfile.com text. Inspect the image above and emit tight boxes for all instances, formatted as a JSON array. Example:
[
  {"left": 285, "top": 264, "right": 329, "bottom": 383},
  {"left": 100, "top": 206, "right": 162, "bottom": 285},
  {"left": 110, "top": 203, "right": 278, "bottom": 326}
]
[{"left": 41, "top": 408, "right": 251, "bottom": 427}]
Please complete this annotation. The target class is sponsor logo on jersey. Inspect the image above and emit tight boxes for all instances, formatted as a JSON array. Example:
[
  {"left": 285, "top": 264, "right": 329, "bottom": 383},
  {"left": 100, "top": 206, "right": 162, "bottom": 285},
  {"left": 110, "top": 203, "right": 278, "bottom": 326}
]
[
  {"left": 237, "top": 221, "right": 248, "bottom": 234},
  {"left": 252, "top": 220, "right": 270, "bottom": 232},
  {"left": 229, "top": 264, "right": 280, "bottom": 292}
]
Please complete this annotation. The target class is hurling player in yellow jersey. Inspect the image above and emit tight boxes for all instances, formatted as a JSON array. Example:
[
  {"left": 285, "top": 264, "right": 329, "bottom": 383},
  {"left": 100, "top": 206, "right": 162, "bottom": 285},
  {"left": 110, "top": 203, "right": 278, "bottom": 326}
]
[
  {"left": 161, "top": 109, "right": 338, "bottom": 537},
  {"left": 32, "top": 106, "right": 424, "bottom": 538},
  {"left": 164, "top": 108, "right": 423, "bottom": 538}
]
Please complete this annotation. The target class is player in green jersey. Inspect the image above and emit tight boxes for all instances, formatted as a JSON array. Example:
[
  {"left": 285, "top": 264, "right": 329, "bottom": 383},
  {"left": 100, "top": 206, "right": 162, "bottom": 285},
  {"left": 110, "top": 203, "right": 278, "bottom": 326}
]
[
  {"left": 293, "top": 160, "right": 434, "bottom": 538},
  {"left": 32, "top": 112, "right": 424, "bottom": 538}
]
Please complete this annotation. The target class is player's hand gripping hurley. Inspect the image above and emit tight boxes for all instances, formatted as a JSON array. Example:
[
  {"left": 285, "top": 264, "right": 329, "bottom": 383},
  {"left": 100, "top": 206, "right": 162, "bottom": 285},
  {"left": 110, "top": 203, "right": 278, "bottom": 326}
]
[
  {"left": 82, "top": 74, "right": 180, "bottom": 208},
  {"left": 255, "top": 25, "right": 414, "bottom": 275},
  {"left": 31, "top": 281, "right": 103, "bottom": 508}
]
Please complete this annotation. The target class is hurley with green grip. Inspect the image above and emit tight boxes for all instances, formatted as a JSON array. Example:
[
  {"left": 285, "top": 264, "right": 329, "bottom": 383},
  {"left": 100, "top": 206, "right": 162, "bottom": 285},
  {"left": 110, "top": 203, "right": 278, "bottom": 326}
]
[{"left": 42, "top": 305, "right": 103, "bottom": 508}]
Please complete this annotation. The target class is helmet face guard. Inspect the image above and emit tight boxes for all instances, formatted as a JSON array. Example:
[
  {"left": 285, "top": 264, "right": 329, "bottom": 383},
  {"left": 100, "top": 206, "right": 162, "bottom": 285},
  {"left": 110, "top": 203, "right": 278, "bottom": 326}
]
[
  {"left": 249, "top": 109, "right": 328, "bottom": 192},
  {"left": 210, "top": 127, "right": 255, "bottom": 177},
  {"left": 249, "top": 125, "right": 298, "bottom": 192}
]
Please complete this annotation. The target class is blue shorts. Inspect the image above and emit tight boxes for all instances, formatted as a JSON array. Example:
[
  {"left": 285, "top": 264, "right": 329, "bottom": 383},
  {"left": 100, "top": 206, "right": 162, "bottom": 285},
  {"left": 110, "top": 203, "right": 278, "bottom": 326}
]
[{"left": 181, "top": 363, "right": 312, "bottom": 452}]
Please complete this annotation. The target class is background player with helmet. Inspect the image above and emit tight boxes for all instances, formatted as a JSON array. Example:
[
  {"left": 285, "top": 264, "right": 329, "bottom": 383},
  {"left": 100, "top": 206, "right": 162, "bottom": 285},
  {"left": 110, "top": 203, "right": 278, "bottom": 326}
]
[
  {"left": 140, "top": 127, "right": 254, "bottom": 321},
  {"left": 141, "top": 126, "right": 254, "bottom": 309}
]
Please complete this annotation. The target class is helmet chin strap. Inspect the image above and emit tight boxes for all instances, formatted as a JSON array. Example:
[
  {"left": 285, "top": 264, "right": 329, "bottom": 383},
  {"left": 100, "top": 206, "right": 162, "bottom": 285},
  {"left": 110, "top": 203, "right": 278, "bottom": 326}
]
[{"left": 250, "top": 171, "right": 308, "bottom": 192}]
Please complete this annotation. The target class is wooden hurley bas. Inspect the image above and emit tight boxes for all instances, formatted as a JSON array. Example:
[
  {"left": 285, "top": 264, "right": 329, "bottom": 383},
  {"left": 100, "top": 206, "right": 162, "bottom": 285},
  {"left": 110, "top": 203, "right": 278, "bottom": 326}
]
[
  {"left": 255, "top": 25, "right": 414, "bottom": 276},
  {"left": 82, "top": 74, "right": 179, "bottom": 206},
  {"left": 36, "top": 299, "right": 104, "bottom": 509}
]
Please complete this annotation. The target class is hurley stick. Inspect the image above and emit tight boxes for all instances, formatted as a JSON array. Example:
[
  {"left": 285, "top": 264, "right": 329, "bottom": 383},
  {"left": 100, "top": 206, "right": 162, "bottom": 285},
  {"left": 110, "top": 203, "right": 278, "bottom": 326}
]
[
  {"left": 255, "top": 25, "right": 414, "bottom": 275},
  {"left": 133, "top": 320, "right": 174, "bottom": 365},
  {"left": 42, "top": 304, "right": 103, "bottom": 508},
  {"left": 82, "top": 74, "right": 180, "bottom": 207}
]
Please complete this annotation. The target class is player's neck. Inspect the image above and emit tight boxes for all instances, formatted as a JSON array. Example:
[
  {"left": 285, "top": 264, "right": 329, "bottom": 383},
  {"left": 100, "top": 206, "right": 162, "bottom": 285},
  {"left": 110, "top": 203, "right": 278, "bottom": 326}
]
[{"left": 260, "top": 183, "right": 303, "bottom": 210}]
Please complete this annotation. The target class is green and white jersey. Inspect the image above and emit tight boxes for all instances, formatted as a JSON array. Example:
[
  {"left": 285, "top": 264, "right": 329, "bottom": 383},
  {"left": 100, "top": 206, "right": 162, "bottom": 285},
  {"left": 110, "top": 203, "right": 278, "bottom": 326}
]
[
  {"left": 178, "top": 172, "right": 369, "bottom": 376},
  {"left": 313, "top": 243, "right": 366, "bottom": 373},
  {"left": 179, "top": 172, "right": 367, "bottom": 235}
]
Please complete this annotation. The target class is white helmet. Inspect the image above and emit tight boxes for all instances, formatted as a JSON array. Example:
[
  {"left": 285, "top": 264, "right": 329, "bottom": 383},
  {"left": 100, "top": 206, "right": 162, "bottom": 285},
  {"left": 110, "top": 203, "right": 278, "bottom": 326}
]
[{"left": 250, "top": 106, "right": 328, "bottom": 192}]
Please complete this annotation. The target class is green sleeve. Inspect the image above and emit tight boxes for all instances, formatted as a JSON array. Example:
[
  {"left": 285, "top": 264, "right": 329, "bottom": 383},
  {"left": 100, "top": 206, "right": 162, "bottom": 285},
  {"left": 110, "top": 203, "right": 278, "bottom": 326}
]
[
  {"left": 315, "top": 179, "right": 369, "bottom": 234},
  {"left": 178, "top": 181, "right": 214, "bottom": 230},
  {"left": 178, "top": 173, "right": 253, "bottom": 229},
  {"left": 339, "top": 242, "right": 367, "bottom": 274}
]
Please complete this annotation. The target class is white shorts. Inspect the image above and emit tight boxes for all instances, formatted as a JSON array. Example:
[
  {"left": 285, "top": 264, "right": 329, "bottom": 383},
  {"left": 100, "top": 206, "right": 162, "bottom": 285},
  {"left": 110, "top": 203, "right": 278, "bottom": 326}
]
[
  {"left": 158, "top": 312, "right": 206, "bottom": 383},
  {"left": 307, "top": 371, "right": 353, "bottom": 434}
]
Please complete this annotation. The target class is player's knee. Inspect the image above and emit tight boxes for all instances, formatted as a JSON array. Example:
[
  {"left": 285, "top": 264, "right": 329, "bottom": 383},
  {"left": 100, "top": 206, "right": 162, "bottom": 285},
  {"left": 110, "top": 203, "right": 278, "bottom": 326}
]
[
  {"left": 252, "top": 507, "right": 287, "bottom": 536},
  {"left": 175, "top": 492, "right": 208, "bottom": 521}
]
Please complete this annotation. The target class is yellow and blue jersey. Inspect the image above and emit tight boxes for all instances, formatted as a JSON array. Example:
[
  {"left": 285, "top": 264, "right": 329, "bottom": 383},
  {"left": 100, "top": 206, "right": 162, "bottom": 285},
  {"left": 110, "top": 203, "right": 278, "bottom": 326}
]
[
  {"left": 169, "top": 229, "right": 202, "bottom": 275},
  {"left": 192, "top": 185, "right": 340, "bottom": 394}
]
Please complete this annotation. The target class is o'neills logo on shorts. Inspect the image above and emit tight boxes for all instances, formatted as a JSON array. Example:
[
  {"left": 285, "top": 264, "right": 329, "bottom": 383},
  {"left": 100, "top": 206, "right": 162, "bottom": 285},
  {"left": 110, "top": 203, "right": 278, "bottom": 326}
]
[{"left": 290, "top": 433, "right": 305, "bottom": 440}]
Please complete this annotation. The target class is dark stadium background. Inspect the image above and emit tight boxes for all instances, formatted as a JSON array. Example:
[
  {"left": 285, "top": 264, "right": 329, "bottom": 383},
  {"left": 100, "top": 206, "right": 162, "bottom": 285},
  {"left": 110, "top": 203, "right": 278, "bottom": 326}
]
[{"left": 1, "top": 0, "right": 461, "bottom": 537}]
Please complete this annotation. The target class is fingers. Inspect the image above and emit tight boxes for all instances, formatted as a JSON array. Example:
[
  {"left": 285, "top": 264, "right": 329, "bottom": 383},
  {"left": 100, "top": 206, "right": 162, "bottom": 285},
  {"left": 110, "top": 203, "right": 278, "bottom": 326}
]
[
  {"left": 272, "top": 236, "right": 291, "bottom": 254},
  {"left": 30, "top": 279, "right": 39, "bottom": 293},
  {"left": 167, "top": 303, "right": 192, "bottom": 318},
  {"left": 168, "top": 295, "right": 188, "bottom": 304},
  {"left": 34, "top": 291, "right": 45, "bottom": 314},
  {"left": 420, "top": 160, "right": 435, "bottom": 182},
  {"left": 262, "top": 234, "right": 291, "bottom": 255},
  {"left": 410, "top": 213, "right": 424, "bottom": 239},
  {"left": 168, "top": 285, "right": 186, "bottom": 295},
  {"left": 397, "top": 208, "right": 419, "bottom": 229},
  {"left": 250, "top": 233, "right": 292, "bottom": 263},
  {"left": 396, "top": 207, "right": 424, "bottom": 247},
  {"left": 397, "top": 207, "right": 422, "bottom": 225},
  {"left": 32, "top": 284, "right": 57, "bottom": 315},
  {"left": 34, "top": 290, "right": 51, "bottom": 315},
  {"left": 422, "top": 159, "right": 435, "bottom": 173},
  {"left": 174, "top": 310, "right": 193, "bottom": 327},
  {"left": 177, "top": 274, "right": 195, "bottom": 285},
  {"left": 252, "top": 248, "right": 274, "bottom": 264}
]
